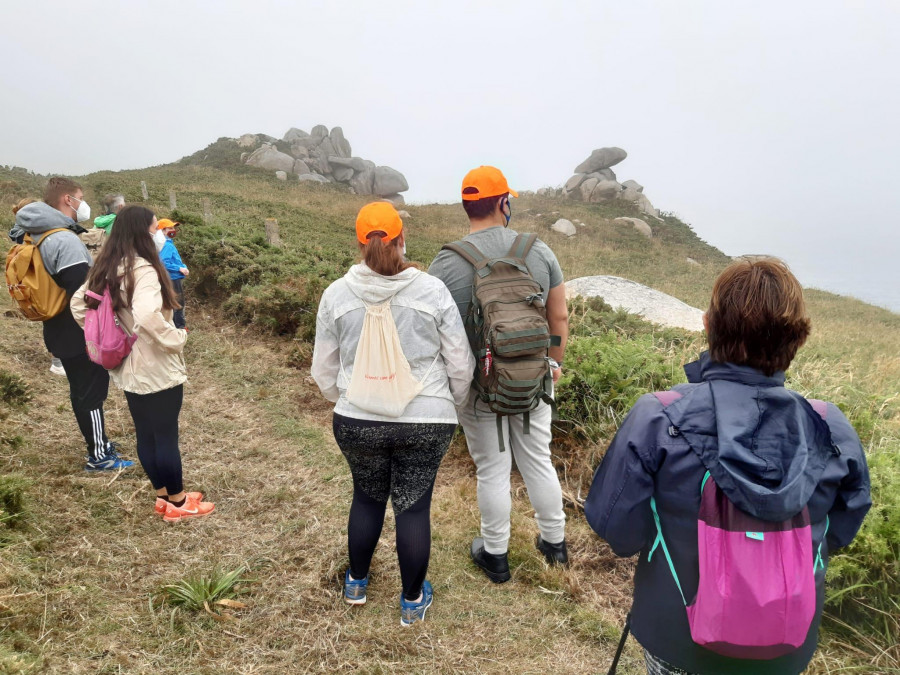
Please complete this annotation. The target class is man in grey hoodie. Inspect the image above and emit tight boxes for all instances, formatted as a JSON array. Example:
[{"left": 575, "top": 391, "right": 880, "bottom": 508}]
[{"left": 14, "top": 177, "right": 133, "bottom": 471}]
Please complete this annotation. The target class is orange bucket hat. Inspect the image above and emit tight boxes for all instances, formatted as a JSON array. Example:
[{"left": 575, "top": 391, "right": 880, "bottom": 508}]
[
  {"left": 356, "top": 202, "right": 403, "bottom": 245},
  {"left": 461, "top": 166, "right": 519, "bottom": 201}
]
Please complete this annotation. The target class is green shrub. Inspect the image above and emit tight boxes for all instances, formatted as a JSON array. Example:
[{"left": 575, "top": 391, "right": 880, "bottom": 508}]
[
  {"left": 223, "top": 277, "right": 324, "bottom": 338},
  {"left": 0, "top": 371, "right": 30, "bottom": 407},
  {"left": 556, "top": 331, "right": 683, "bottom": 441},
  {"left": 0, "top": 475, "right": 29, "bottom": 528}
]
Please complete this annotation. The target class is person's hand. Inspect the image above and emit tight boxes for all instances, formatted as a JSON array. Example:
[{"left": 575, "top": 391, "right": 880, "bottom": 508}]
[
  {"left": 552, "top": 366, "right": 562, "bottom": 383},
  {"left": 180, "top": 267, "right": 189, "bottom": 277}
]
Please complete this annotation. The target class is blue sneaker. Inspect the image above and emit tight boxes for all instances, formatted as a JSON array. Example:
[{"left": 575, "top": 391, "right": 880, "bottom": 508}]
[
  {"left": 343, "top": 569, "right": 368, "bottom": 605},
  {"left": 400, "top": 580, "right": 433, "bottom": 626},
  {"left": 84, "top": 449, "right": 134, "bottom": 472}
]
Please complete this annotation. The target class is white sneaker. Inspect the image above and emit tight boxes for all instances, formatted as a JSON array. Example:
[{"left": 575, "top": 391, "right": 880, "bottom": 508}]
[{"left": 49, "top": 358, "right": 65, "bottom": 376}]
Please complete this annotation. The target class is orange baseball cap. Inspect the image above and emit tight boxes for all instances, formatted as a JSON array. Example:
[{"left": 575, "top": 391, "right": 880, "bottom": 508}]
[
  {"left": 156, "top": 218, "right": 179, "bottom": 230},
  {"left": 461, "top": 166, "right": 519, "bottom": 201},
  {"left": 355, "top": 202, "right": 403, "bottom": 245}
]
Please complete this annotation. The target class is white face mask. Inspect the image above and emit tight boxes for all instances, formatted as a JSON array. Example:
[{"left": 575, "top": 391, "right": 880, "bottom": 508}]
[
  {"left": 70, "top": 196, "right": 91, "bottom": 223},
  {"left": 153, "top": 229, "right": 167, "bottom": 252}
]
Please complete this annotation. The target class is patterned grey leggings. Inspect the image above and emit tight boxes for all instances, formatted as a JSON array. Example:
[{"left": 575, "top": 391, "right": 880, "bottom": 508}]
[
  {"left": 333, "top": 414, "right": 456, "bottom": 600},
  {"left": 644, "top": 651, "right": 694, "bottom": 675}
]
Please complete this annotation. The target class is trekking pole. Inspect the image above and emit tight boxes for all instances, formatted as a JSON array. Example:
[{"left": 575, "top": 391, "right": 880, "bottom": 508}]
[{"left": 607, "top": 611, "right": 631, "bottom": 675}]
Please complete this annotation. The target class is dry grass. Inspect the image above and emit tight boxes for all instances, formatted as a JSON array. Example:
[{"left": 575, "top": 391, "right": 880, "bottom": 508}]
[{"left": 0, "top": 307, "right": 649, "bottom": 674}]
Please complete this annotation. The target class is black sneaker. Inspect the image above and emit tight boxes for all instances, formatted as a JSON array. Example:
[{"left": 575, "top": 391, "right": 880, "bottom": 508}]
[
  {"left": 470, "top": 537, "right": 511, "bottom": 583},
  {"left": 536, "top": 535, "right": 569, "bottom": 566}
]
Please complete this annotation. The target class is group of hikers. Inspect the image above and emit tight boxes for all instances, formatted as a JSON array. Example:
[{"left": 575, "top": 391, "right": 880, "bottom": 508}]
[{"left": 5, "top": 167, "right": 872, "bottom": 674}]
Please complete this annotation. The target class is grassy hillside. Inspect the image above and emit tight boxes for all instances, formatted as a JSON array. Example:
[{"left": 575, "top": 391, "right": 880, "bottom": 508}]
[{"left": 0, "top": 157, "right": 897, "bottom": 673}]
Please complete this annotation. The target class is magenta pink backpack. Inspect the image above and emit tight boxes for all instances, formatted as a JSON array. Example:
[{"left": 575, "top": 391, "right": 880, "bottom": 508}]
[
  {"left": 84, "top": 288, "right": 137, "bottom": 370},
  {"left": 650, "top": 390, "right": 827, "bottom": 659}
]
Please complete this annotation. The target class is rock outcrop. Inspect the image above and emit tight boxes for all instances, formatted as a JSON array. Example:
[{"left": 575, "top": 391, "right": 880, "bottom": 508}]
[
  {"left": 239, "top": 125, "right": 408, "bottom": 198},
  {"left": 562, "top": 148, "right": 659, "bottom": 219},
  {"left": 566, "top": 276, "right": 704, "bottom": 331}
]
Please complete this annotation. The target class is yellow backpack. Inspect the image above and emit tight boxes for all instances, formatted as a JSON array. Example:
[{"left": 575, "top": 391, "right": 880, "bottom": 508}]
[{"left": 5, "top": 228, "right": 70, "bottom": 321}]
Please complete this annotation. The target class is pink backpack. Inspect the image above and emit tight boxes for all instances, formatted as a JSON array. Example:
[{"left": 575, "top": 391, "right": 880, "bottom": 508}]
[
  {"left": 650, "top": 390, "right": 827, "bottom": 659},
  {"left": 84, "top": 288, "right": 137, "bottom": 369}
]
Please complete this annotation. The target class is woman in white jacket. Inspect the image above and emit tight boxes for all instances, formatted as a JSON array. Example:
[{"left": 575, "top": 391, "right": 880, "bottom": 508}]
[
  {"left": 71, "top": 206, "right": 213, "bottom": 523},
  {"left": 312, "top": 202, "right": 474, "bottom": 626}
]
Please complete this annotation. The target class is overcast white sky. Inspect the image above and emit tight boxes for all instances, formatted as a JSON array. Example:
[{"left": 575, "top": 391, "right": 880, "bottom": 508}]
[{"left": 2, "top": 0, "right": 898, "bottom": 310}]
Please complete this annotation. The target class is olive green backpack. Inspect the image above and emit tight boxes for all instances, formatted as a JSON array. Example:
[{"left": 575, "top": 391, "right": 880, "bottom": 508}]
[{"left": 441, "top": 233, "right": 559, "bottom": 451}]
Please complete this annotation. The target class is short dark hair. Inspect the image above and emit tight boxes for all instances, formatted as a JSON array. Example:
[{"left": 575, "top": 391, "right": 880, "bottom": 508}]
[
  {"left": 706, "top": 258, "right": 811, "bottom": 376},
  {"left": 462, "top": 192, "right": 505, "bottom": 220},
  {"left": 44, "top": 177, "right": 82, "bottom": 210}
]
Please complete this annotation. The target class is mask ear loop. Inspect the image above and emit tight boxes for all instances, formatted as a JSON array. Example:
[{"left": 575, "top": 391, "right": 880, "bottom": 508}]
[{"left": 502, "top": 198, "right": 511, "bottom": 226}]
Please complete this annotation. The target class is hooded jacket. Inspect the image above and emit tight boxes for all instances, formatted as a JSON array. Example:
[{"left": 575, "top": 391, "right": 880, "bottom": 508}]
[
  {"left": 14, "top": 201, "right": 92, "bottom": 358},
  {"left": 70, "top": 258, "right": 187, "bottom": 395},
  {"left": 93, "top": 213, "right": 116, "bottom": 235},
  {"left": 312, "top": 263, "right": 474, "bottom": 423},
  {"left": 584, "top": 353, "right": 870, "bottom": 675}
]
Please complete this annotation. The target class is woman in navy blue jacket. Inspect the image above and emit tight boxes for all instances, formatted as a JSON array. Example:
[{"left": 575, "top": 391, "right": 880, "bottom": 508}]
[{"left": 585, "top": 258, "right": 871, "bottom": 675}]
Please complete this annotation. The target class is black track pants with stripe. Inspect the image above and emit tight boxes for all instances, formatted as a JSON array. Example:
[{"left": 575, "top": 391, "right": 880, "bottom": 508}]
[{"left": 59, "top": 353, "right": 111, "bottom": 460}]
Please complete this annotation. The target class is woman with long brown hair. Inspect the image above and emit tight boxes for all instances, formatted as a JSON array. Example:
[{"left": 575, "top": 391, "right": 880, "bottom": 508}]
[
  {"left": 71, "top": 205, "right": 213, "bottom": 522},
  {"left": 312, "top": 202, "right": 473, "bottom": 626}
]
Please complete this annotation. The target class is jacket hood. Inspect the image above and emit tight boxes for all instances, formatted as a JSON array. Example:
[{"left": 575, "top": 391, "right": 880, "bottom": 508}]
[
  {"left": 15, "top": 201, "right": 84, "bottom": 235},
  {"left": 343, "top": 263, "right": 422, "bottom": 304},
  {"left": 666, "top": 352, "right": 836, "bottom": 521}
]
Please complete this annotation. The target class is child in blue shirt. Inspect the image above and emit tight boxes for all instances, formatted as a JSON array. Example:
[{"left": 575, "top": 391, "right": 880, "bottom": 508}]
[{"left": 156, "top": 219, "right": 188, "bottom": 329}]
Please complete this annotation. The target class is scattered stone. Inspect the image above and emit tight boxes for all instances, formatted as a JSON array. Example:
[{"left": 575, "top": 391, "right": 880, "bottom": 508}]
[
  {"left": 332, "top": 166, "right": 354, "bottom": 182},
  {"left": 298, "top": 173, "right": 329, "bottom": 183},
  {"left": 574, "top": 147, "right": 627, "bottom": 174},
  {"left": 551, "top": 218, "right": 577, "bottom": 237},
  {"left": 275, "top": 171, "right": 287, "bottom": 181},
  {"left": 293, "top": 159, "right": 311, "bottom": 175},
  {"left": 636, "top": 193, "right": 660, "bottom": 219},
  {"left": 245, "top": 144, "right": 295, "bottom": 173},
  {"left": 590, "top": 180, "right": 622, "bottom": 202},
  {"left": 381, "top": 193, "right": 405, "bottom": 207},
  {"left": 329, "top": 127, "right": 352, "bottom": 158},
  {"left": 614, "top": 216, "right": 653, "bottom": 238},
  {"left": 564, "top": 174, "right": 587, "bottom": 192},
  {"left": 566, "top": 276, "right": 704, "bottom": 331},
  {"left": 618, "top": 186, "right": 642, "bottom": 203},
  {"left": 398, "top": 209, "right": 411, "bottom": 219},
  {"left": 283, "top": 128, "right": 309, "bottom": 143},
  {"left": 622, "top": 179, "right": 643, "bottom": 193},
  {"left": 238, "top": 134, "right": 258, "bottom": 148},
  {"left": 373, "top": 166, "right": 409, "bottom": 196},
  {"left": 579, "top": 177, "right": 599, "bottom": 201},
  {"left": 686, "top": 257, "right": 701, "bottom": 267},
  {"left": 240, "top": 152, "right": 248, "bottom": 163}
]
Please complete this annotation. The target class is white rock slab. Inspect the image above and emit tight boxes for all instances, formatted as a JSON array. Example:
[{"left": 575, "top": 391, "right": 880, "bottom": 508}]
[{"left": 566, "top": 275, "right": 704, "bottom": 331}]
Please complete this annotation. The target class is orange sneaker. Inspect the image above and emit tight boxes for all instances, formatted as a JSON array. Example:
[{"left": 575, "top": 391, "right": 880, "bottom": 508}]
[
  {"left": 162, "top": 495, "right": 215, "bottom": 523},
  {"left": 154, "top": 492, "right": 204, "bottom": 516}
]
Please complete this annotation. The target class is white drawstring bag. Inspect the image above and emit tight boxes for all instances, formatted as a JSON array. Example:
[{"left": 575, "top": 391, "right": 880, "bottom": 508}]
[{"left": 345, "top": 286, "right": 437, "bottom": 417}]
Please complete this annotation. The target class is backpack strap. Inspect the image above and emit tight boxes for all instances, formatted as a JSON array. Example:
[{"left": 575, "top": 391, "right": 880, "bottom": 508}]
[
  {"left": 33, "top": 228, "right": 70, "bottom": 247},
  {"left": 507, "top": 232, "right": 538, "bottom": 261},
  {"left": 808, "top": 399, "right": 827, "bottom": 420},
  {"left": 441, "top": 240, "right": 494, "bottom": 278},
  {"left": 653, "top": 390, "right": 682, "bottom": 407}
]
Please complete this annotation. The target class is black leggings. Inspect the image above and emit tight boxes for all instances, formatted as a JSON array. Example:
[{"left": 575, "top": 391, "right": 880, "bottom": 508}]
[
  {"left": 125, "top": 385, "right": 184, "bottom": 495},
  {"left": 333, "top": 414, "right": 455, "bottom": 601}
]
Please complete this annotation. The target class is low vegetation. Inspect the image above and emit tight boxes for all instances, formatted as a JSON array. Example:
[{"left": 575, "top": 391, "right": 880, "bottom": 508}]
[{"left": 0, "top": 158, "right": 897, "bottom": 672}]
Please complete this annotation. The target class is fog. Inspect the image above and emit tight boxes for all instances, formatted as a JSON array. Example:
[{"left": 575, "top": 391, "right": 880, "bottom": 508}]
[{"left": 2, "top": 0, "right": 897, "bottom": 310}]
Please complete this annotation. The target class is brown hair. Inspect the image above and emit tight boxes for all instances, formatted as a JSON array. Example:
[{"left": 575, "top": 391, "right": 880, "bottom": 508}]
[
  {"left": 84, "top": 205, "right": 181, "bottom": 312},
  {"left": 359, "top": 234, "right": 417, "bottom": 277},
  {"left": 12, "top": 198, "right": 35, "bottom": 215},
  {"left": 706, "top": 257, "right": 811, "bottom": 375},
  {"left": 43, "top": 176, "right": 82, "bottom": 210},
  {"left": 462, "top": 192, "right": 505, "bottom": 220}
]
